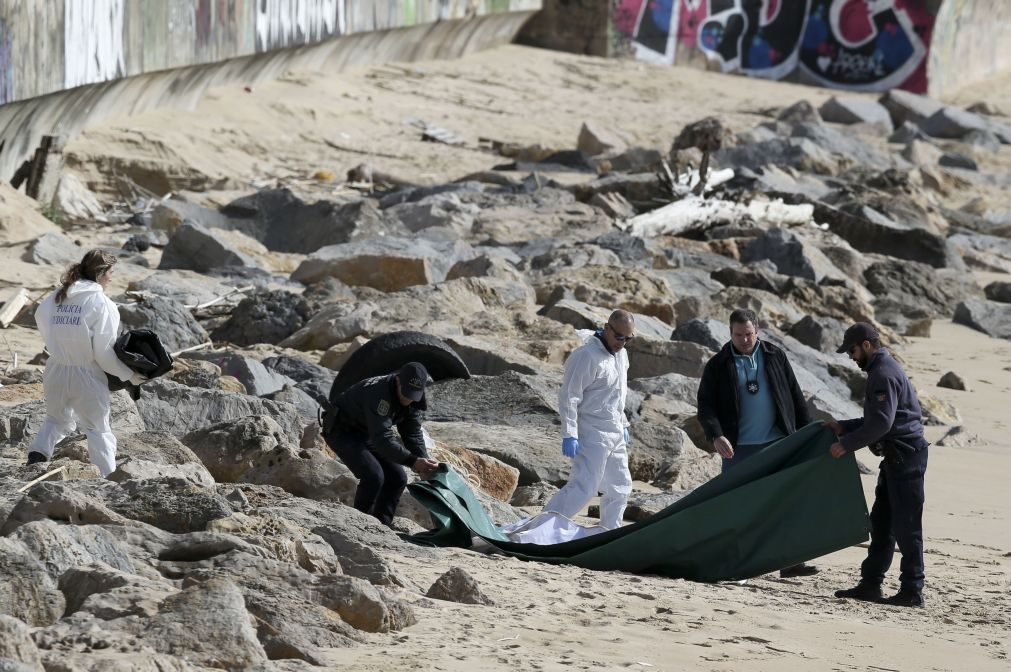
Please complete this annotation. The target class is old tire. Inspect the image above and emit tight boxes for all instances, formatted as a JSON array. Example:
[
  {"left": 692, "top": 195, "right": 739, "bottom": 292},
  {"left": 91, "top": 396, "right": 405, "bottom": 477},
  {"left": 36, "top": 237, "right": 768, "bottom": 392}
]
[{"left": 330, "top": 331, "right": 470, "bottom": 400}]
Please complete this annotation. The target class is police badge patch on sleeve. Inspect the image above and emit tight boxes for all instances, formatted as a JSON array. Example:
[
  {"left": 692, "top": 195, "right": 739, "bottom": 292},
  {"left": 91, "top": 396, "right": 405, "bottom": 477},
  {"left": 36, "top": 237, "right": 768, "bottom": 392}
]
[{"left": 376, "top": 399, "right": 390, "bottom": 416}]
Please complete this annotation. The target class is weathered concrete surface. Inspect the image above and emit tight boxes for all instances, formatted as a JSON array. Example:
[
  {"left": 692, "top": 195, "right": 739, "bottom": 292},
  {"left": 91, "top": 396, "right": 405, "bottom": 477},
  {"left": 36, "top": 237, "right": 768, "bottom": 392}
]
[{"left": 0, "top": 1, "right": 540, "bottom": 181}]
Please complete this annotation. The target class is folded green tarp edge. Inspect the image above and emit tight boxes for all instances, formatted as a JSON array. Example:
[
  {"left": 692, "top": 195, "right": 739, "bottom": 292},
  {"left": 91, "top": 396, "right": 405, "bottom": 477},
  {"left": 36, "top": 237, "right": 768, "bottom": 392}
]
[{"left": 407, "top": 423, "right": 870, "bottom": 582}]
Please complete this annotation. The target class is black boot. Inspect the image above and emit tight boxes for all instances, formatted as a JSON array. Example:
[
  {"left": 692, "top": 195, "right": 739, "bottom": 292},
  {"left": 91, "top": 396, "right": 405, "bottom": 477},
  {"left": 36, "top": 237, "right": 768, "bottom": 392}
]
[
  {"left": 882, "top": 589, "right": 924, "bottom": 608},
  {"left": 780, "top": 562, "right": 819, "bottom": 578},
  {"left": 26, "top": 451, "right": 48, "bottom": 466},
  {"left": 834, "top": 582, "right": 883, "bottom": 602}
]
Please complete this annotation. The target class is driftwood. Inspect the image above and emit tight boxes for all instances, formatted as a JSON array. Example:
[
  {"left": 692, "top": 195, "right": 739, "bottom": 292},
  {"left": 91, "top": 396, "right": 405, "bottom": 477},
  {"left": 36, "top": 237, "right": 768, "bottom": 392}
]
[
  {"left": 18, "top": 466, "right": 67, "bottom": 493},
  {"left": 171, "top": 340, "right": 213, "bottom": 358},
  {"left": 184, "top": 285, "right": 254, "bottom": 310}
]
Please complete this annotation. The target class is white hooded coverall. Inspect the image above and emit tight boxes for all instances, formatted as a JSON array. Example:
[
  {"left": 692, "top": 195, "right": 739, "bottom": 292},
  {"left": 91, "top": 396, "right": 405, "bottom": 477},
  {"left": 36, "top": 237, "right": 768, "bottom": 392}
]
[
  {"left": 29, "top": 280, "right": 135, "bottom": 477},
  {"left": 544, "top": 332, "right": 632, "bottom": 530}
]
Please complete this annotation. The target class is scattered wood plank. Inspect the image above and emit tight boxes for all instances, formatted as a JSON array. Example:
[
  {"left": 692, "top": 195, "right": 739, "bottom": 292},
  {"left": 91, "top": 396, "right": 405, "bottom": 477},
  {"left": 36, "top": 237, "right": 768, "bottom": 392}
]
[{"left": 0, "top": 287, "right": 30, "bottom": 328}]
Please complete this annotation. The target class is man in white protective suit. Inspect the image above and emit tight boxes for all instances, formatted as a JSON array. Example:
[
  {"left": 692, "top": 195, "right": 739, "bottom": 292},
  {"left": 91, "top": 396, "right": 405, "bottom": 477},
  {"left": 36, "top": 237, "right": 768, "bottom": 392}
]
[
  {"left": 26, "top": 250, "right": 147, "bottom": 477},
  {"left": 543, "top": 309, "right": 635, "bottom": 530}
]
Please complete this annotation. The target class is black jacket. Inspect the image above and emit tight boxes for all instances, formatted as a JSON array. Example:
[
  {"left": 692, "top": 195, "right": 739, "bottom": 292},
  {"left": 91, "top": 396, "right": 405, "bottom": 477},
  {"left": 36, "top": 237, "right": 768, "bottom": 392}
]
[
  {"left": 697, "top": 340, "right": 811, "bottom": 446},
  {"left": 839, "top": 349, "right": 927, "bottom": 453},
  {"left": 330, "top": 373, "right": 428, "bottom": 466}
]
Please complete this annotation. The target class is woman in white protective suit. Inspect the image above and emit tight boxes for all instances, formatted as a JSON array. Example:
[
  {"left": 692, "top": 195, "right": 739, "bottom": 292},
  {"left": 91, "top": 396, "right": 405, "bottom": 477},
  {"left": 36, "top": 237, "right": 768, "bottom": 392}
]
[
  {"left": 542, "top": 309, "right": 635, "bottom": 530},
  {"left": 26, "top": 249, "right": 145, "bottom": 476}
]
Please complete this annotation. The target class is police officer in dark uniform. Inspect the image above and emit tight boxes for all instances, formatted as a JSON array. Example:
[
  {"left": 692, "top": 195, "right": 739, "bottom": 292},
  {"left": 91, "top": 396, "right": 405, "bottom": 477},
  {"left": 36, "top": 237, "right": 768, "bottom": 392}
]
[
  {"left": 323, "top": 361, "right": 439, "bottom": 526},
  {"left": 826, "top": 323, "right": 929, "bottom": 608}
]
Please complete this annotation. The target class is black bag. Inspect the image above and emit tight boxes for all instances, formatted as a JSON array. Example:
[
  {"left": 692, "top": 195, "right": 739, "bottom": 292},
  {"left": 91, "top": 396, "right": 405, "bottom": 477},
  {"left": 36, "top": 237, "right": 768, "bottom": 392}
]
[{"left": 107, "top": 329, "right": 175, "bottom": 399}]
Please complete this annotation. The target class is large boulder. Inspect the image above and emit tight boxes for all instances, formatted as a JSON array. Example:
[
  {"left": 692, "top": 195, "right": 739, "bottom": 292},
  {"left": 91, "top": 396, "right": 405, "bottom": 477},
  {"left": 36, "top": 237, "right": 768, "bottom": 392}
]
[
  {"left": 984, "top": 281, "right": 1011, "bottom": 303},
  {"left": 143, "top": 578, "right": 268, "bottom": 668},
  {"left": 713, "top": 137, "right": 837, "bottom": 175},
  {"left": 182, "top": 415, "right": 295, "bottom": 483},
  {"left": 98, "top": 479, "right": 234, "bottom": 534},
  {"left": 539, "top": 300, "right": 672, "bottom": 340},
  {"left": 428, "top": 441, "right": 520, "bottom": 503},
  {"left": 0, "top": 614, "right": 43, "bottom": 671},
  {"left": 108, "top": 458, "right": 216, "bottom": 489},
  {"left": 387, "top": 193, "right": 479, "bottom": 236},
  {"left": 159, "top": 221, "right": 261, "bottom": 272},
  {"left": 741, "top": 228, "right": 845, "bottom": 283},
  {"left": 58, "top": 565, "right": 178, "bottom": 620},
  {"left": 210, "top": 289, "right": 313, "bottom": 346},
  {"left": 624, "top": 337, "right": 712, "bottom": 379},
  {"left": 864, "top": 259, "right": 979, "bottom": 318},
  {"left": 280, "top": 277, "right": 533, "bottom": 351},
  {"left": 922, "top": 106, "right": 993, "bottom": 139},
  {"left": 948, "top": 232, "right": 1011, "bottom": 274},
  {"left": 240, "top": 451, "right": 357, "bottom": 503},
  {"left": 790, "top": 122, "right": 899, "bottom": 171},
  {"left": 534, "top": 265, "right": 676, "bottom": 324},
  {"left": 261, "top": 355, "right": 335, "bottom": 405},
  {"left": 182, "top": 353, "right": 294, "bottom": 397},
  {"left": 953, "top": 299, "right": 1011, "bottom": 339},
  {"left": 879, "top": 90, "right": 943, "bottom": 128},
  {"left": 126, "top": 270, "right": 249, "bottom": 308},
  {"left": 427, "top": 371, "right": 560, "bottom": 429},
  {"left": 117, "top": 295, "right": 209, "bottom": 353},
  {"left": 23, "top": 232, "right": 81, "bottom": 266},
  {"left": 290, "top": 234, "right": 475, "bottom": 291},
  {"left": 816, "top": 201, "right": 962, "bottom": 269},
  {"left": 220, "top": 188, "right": 395, "bottom": 253},
  {"left": 819, "top": 96, "right": 892, "bottom": 130},
  {"left": 1, "top": 483, "right": 129, "bottom": 537},
  {"left": 425, "top": 421, "right": 567, "bottom": 486},
  {"left": 442, "top": 335, "right": 551, "bottom": 376},
  {"left": 669, "top": 318, "right": 728, "bottom": 351},
  {"left": 136, "top": 378, "right": 306, "bottom": 445},
  {"left": 0, "top": 537, "right": 65, "bottom": 626}
]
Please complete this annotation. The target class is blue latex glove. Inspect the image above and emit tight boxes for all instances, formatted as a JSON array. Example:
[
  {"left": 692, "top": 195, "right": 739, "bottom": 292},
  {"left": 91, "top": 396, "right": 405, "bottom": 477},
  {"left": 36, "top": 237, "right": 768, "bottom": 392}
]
[
  {"left": 623, "top": 428, "right": 630, "bottom": 445},
  {"left": 562, "top": 437, "right": 580, "bottom": 457}
]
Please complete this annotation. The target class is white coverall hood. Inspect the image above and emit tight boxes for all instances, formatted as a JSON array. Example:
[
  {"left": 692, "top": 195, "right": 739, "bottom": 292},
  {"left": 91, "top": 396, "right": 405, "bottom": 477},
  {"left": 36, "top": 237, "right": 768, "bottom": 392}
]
[
  {"left": 544, "top": 330, "right": 632, "bottom": 530},
  {"left": 29, "top": 280, "right": 133, "bottom": 476}
]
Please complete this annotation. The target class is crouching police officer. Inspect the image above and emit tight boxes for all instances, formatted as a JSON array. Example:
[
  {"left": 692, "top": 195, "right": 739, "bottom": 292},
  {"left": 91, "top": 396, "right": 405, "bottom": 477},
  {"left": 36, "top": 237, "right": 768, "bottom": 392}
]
[
  {"left": 322, "top": 362, "right": 439, "bottom": 526},
  {"left": 825, "top": 323, "right": 929, "bottom": 608}
]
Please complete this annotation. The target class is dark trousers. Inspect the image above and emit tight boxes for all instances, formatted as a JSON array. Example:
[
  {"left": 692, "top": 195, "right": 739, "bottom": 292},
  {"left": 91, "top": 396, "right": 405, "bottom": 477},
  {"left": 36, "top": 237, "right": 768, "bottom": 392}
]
[
  {"left": 861, "top": 447, "right": 928, "bottom": 592},
  {"left": 721, "top": 441, "right": 774, "bottom": 473},
  {"left": 326, "top": 431, "right": 407, "bottom": 526}
]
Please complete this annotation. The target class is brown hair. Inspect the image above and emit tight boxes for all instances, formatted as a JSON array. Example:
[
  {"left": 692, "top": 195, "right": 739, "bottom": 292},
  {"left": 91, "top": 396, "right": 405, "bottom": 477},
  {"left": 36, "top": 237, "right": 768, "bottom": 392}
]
[{"left": 55, "top": 249, "right": 117, "bottom": 304}]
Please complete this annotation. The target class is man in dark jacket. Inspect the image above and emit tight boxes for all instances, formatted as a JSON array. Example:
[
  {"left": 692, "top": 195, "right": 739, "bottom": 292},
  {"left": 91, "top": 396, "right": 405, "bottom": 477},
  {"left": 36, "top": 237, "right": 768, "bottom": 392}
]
[
  {"left": 696, "top": 308, "right": 816, "bottom": 578},
  {"left": 324, "top": 361, "right": 439, "bottom": 526},
  {"left": 828, "top": 322, "right": 929, "bottom": 608}
]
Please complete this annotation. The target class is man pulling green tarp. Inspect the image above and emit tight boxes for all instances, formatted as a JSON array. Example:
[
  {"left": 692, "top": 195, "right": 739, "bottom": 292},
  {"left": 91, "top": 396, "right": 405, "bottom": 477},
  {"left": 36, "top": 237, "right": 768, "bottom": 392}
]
[{"left": 408, "top": 423, "right": 870, "bottom": 582}]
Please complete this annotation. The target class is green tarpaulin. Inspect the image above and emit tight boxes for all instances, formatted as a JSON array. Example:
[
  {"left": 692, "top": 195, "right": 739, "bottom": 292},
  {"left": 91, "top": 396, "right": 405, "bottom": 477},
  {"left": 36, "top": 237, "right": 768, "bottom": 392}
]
[{"left": 408, "top": 423, "right": 870, "bottom": 581}]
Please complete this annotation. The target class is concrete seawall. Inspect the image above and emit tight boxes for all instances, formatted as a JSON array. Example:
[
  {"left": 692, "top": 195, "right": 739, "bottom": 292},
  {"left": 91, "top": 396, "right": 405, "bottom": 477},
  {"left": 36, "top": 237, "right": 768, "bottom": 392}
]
[
  {"left": 927, "top": 0, "right": 1011, "bottom": 98},
  {"left": 0, "top": 1, "right": 539, "bottom": 182}
]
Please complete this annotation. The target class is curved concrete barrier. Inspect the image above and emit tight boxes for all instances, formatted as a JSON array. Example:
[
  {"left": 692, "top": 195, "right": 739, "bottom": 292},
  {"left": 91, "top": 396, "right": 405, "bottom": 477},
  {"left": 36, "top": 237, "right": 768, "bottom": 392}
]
[
  {"left": 927, "top": 0, "right": 1011, "bottom": 98},
  {"left": 0, "top": 3, "right": 538, "bottom": 182}
]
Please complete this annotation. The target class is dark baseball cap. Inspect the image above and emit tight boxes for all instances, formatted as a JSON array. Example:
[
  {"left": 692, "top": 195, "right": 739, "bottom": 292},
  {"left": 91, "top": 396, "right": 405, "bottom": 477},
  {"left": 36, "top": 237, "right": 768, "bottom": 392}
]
[
  {"left": 397, "top": 362, "right": 430, "bottom": 401},
  {"left": 836, "top": 322, "right": 879, "bottom": 353}
]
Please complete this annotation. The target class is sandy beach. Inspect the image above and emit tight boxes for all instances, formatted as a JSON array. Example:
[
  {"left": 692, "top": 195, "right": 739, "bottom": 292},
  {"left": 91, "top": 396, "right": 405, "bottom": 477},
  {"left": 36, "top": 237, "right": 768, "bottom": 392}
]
[{"left": 1, "top": 44, "right": 1008, "bottom": 671}]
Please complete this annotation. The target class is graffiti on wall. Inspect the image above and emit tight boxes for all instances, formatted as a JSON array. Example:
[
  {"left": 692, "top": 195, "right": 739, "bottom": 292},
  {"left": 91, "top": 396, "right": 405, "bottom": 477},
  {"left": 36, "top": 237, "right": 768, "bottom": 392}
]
[
  {"left": 64, "top": 0, "right": 126, "bottom": 89},
  {"left": 613, "top": 0, "right": 679, "bottom": 63},
  {"left": 254, "top": 0, "right": 344, "bottom": 50},
  {"left": 0, "top": 20, "right": 12, "bottom": 105},
  {"left": 698, "top": 0, "right": 812, "bottom": 80},
  {"left": 798, "top": 0, "right": 930, "bottom": 91},
  {"left": 613, "top": 0, "right": 936, "bottom": 92}
]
